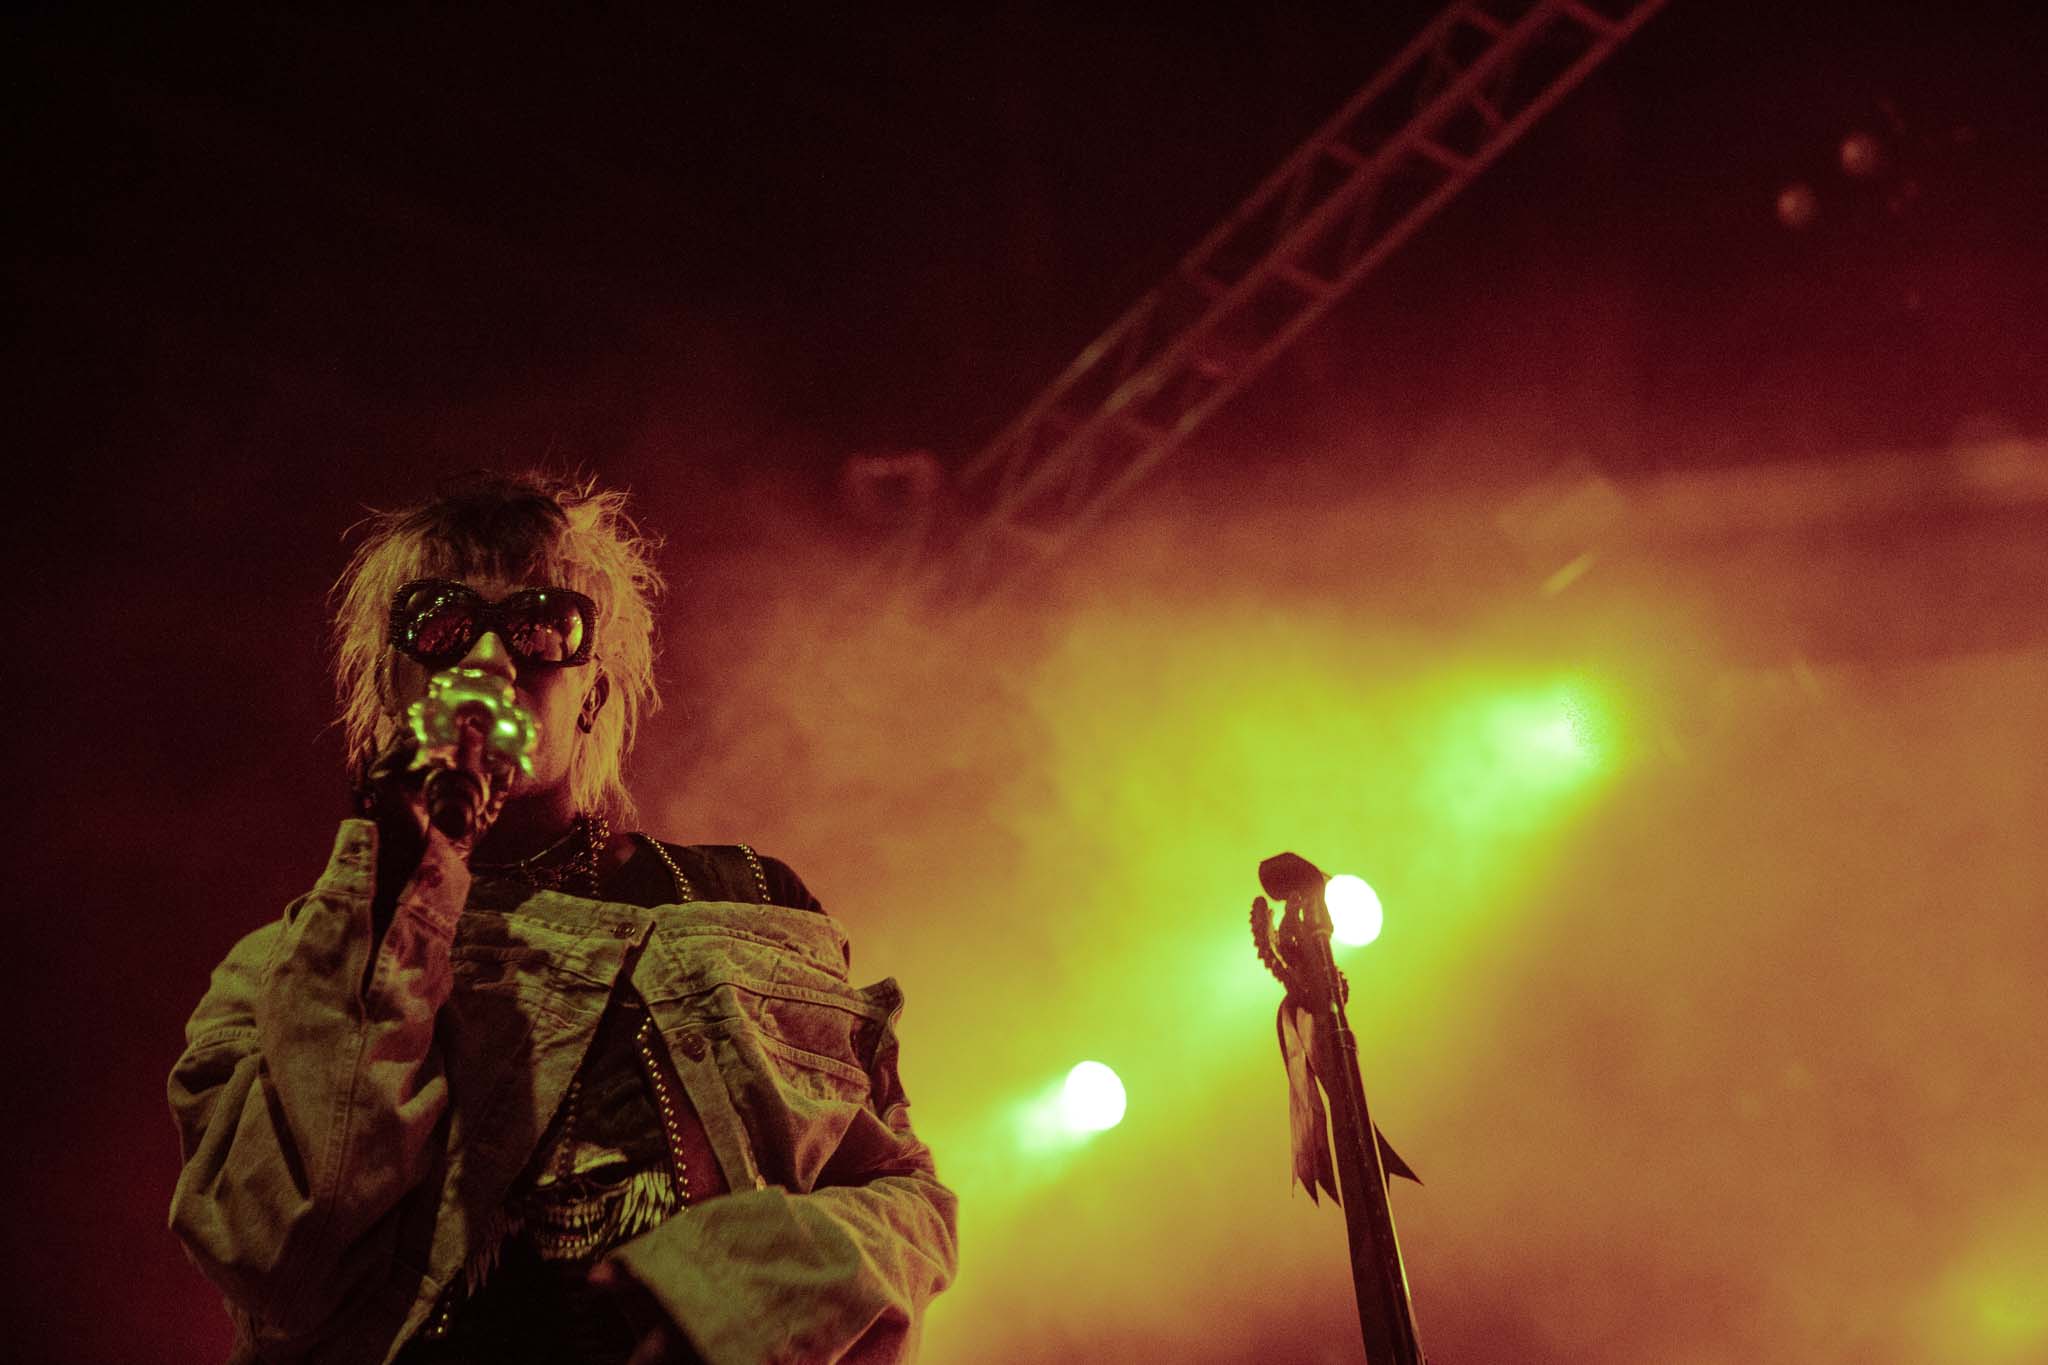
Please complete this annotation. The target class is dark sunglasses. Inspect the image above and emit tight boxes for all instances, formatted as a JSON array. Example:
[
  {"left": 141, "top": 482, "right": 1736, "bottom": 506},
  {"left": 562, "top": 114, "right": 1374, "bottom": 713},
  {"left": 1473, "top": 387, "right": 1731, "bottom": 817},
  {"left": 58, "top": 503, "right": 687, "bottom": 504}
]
[{"left": 389, "top": 578, "right": 596, "bottom": 669}]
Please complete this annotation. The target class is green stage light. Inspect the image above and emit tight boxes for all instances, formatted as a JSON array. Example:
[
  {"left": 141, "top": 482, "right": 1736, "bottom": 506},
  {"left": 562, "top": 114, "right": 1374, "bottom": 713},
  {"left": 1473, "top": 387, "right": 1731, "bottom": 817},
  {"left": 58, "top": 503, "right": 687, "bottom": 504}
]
[
  {"left": 1325, "top": 873, "right": 1384, "bottom": 946},
  {"left": 1492, "top": 689, "right": 1603, "bottom": 783},
  {"left": 1060, "top": 1061, "right": 1128, "bottom": 1133}
]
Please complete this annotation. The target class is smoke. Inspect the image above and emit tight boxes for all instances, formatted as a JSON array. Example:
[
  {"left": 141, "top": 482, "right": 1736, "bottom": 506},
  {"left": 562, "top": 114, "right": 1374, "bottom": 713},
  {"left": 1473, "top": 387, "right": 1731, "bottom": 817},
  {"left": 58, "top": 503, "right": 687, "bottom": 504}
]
[{"left": 634, "top": 441, "right": 2048, "bottom": 1364}]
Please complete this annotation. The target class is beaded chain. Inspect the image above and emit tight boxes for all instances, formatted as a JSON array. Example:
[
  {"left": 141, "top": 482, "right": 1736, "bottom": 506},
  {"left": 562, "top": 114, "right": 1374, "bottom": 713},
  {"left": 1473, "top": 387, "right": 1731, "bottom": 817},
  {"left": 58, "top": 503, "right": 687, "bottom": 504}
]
[
  {"left": 471, "top": 812, "right": 612, "bottom": 899},
  {"left": 641, "top": 837, "right": 693, "bottom": 903}
]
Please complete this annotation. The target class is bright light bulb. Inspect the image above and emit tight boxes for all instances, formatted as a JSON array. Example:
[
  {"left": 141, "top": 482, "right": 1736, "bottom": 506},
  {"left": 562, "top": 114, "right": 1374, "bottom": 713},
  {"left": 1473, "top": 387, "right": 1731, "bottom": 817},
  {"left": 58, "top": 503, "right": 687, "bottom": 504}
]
[
  {"left": 1059, "top": 1061, "right": 1127, "bottom": 1133},
  {"left": 1325, "top": 874, "right": 1384, "bottom": 947}
]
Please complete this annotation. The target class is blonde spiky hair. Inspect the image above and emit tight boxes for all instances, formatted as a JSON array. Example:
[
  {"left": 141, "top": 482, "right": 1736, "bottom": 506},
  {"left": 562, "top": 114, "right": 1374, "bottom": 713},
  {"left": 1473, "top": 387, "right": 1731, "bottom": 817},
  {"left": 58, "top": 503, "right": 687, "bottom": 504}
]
[{"left": 330, "top": 470, "right": 665, "bottom": 824}]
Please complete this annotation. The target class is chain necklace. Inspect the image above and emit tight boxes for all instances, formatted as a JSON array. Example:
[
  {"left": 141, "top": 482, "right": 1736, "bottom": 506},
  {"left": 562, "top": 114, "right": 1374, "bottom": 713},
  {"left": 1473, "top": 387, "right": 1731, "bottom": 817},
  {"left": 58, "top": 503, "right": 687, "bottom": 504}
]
[{"left": 472, "top": 812, "right": 611, "bottom": 898}]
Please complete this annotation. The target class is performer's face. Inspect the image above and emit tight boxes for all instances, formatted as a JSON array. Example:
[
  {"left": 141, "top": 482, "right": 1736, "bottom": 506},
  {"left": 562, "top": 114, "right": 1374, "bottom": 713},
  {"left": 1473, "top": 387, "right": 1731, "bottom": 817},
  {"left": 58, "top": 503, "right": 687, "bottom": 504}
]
[{"left": 387, "top": 573, "right": 603, "bottom": 802}]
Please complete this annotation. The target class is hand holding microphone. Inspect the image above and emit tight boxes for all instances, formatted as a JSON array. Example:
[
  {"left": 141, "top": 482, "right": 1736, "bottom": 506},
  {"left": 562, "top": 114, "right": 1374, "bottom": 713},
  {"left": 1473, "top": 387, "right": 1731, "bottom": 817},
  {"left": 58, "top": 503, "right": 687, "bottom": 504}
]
[
  {"left": 403, "top": 668, "right": 538, "bottom": 843},
  {"left": 350, "top": 671, "right": 534, "bottom": 942},
  {"left": 421, "top": 707, "right": 498, "bottom": 841}
]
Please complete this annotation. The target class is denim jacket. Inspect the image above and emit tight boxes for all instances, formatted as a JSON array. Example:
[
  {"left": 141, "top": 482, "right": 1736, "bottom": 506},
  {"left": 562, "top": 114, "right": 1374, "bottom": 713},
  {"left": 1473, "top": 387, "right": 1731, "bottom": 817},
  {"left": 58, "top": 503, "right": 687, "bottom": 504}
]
[{"left": 167, "top": 820, "right": 958, "bottom": 1364}]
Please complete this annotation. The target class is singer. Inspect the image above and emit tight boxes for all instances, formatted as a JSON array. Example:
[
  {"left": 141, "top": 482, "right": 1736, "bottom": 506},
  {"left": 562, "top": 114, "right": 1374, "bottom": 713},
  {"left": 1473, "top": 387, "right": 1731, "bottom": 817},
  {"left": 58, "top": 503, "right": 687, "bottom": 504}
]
[{"left": 167, "top": 472, "right": 957, "bottom": 1364}]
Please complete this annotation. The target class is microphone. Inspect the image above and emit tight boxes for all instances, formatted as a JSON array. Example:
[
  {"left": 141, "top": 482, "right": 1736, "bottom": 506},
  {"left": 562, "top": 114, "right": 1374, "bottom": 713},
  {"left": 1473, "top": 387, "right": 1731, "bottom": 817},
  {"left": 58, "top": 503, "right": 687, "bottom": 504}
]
[
  {"left": 424, "top": 709, "right": 490, "bottom": 840},
  {"left": 404, "top": 669, "right": 539, "bottom": 840}
]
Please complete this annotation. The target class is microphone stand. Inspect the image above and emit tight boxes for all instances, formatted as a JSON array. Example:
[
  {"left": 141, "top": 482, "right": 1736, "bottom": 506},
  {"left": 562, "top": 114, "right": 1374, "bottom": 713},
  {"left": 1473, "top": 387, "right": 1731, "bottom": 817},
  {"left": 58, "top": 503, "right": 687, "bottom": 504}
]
[{"left": 1255, "top": 853, "right": 1425, "bottom": 1365}]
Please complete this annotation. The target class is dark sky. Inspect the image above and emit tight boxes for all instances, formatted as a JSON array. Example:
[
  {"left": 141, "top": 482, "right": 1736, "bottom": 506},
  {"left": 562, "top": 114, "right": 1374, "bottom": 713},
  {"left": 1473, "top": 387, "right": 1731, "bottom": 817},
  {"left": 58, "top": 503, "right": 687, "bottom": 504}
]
[
  {"left": 14, "top": 0, "right": 2047, "bottom": 503},
  {"left": 10, "top": 5, "right": 2048, "bottom": 1363}
]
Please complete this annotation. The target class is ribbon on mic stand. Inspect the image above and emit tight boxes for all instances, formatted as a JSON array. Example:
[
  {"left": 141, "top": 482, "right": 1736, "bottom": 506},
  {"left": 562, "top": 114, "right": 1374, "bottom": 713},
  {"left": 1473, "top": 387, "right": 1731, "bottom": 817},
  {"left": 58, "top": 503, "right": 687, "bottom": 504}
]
[{"left": 1253, "top": 852, "right": 1426, "bottom": 1365}]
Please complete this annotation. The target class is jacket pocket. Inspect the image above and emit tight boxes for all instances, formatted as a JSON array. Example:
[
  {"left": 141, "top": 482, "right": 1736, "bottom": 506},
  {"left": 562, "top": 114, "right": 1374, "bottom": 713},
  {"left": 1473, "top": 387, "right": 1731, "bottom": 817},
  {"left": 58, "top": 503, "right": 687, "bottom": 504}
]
[{"left": 734, "top": 987, "right": 874, "bottom": 1104}]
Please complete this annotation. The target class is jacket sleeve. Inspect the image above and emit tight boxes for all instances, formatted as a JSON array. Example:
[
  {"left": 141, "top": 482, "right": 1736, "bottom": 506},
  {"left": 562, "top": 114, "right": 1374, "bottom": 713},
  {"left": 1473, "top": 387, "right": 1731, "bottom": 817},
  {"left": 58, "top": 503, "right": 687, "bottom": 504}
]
[
  {"left": 606, "top": 1017, "right": 958, "bottom": 1364},
  {"left": 166, "top": 819, "right": 472, "bottom": 1343}
]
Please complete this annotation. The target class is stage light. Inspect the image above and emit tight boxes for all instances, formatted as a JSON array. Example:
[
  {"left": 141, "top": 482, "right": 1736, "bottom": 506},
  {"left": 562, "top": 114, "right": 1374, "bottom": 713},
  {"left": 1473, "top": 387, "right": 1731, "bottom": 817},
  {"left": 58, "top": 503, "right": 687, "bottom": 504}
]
[
  {"left": 1839, "top": 130, "right": 1884, "bottom": 178},
  {"left": 1325, "top": 874, "right": 1384, "bottom": 947},
  {"left": 1530, "top": 711, "right": 1588, "bottom": 764},
  {"left": 1776, "top": 182, "right": 1819, "bottom": 229},
  {"left": 1489, "top": 689, "right": 1603, "bottom": 784},
  {"left": 1059, "top": 1061, "right": 1127, "bottom": 1133}
]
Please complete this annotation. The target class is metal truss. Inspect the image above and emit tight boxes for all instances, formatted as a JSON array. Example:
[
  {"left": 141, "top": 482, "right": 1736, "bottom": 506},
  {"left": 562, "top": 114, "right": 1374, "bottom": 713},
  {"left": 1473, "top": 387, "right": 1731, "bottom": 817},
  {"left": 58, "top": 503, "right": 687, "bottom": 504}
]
[{"left": 895, "top": 0, "right": 1668, "bottom": 607}]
